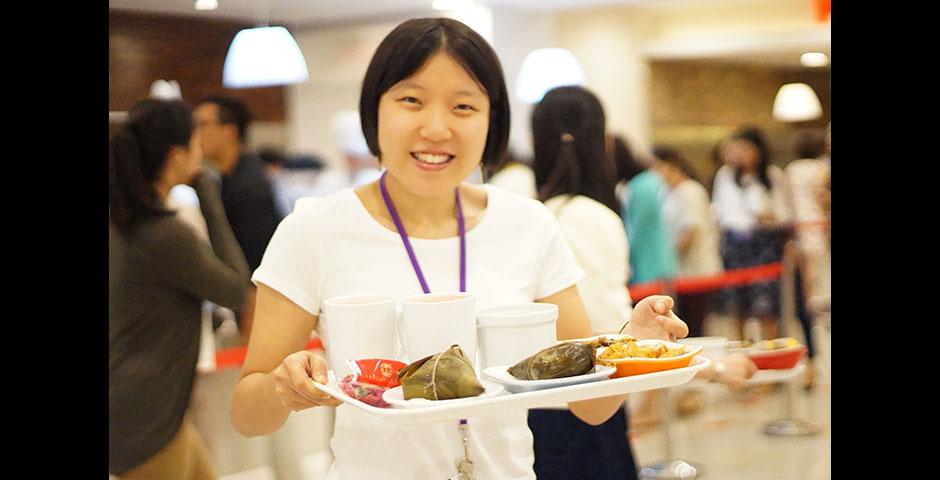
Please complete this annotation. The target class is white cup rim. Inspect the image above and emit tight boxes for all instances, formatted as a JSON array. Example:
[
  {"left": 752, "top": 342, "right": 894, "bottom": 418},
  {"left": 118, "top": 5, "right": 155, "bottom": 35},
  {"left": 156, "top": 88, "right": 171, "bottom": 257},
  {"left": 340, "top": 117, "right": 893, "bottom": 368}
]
[
  {"left": 323, "top": 294, "right": 397, "bottom": 307},
  {"left": 476, "top": 303, "right": 558, "bottom": 316},
  {"left": 476, "top": 303, "right": 558, "bottom": 327},
  {"left": 401, "top": 291, "right": 475, "bottom": 305},
  {"left": 477, "top": 316, "right": 556, "bottom": 327}
]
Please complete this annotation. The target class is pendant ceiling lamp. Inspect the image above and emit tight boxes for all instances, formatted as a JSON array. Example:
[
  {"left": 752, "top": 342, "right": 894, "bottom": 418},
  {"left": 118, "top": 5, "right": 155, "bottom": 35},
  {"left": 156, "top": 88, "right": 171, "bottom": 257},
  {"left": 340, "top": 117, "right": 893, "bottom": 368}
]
[
  {"left": 772, "top": 83, "right": 823, "bottom": 122},
  {"left": 515, "top": 48, "right": 586, "bottom": 104},
  {"left": 223, "top": 25, "right": 309, "bottom": 89}
]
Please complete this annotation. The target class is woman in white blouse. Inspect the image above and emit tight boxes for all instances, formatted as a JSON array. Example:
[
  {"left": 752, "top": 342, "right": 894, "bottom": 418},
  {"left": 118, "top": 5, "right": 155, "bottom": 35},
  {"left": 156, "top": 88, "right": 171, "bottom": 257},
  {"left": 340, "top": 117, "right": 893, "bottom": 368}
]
[{"left": 711, "top": 126, "right": 792, "bottom": 341}]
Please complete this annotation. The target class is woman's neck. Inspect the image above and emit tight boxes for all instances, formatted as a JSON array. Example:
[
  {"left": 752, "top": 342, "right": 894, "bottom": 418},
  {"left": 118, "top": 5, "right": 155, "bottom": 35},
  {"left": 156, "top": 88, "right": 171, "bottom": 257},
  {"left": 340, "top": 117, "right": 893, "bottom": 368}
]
[{"left": 379, "top": 174, "right": 458, "bottom": 225}]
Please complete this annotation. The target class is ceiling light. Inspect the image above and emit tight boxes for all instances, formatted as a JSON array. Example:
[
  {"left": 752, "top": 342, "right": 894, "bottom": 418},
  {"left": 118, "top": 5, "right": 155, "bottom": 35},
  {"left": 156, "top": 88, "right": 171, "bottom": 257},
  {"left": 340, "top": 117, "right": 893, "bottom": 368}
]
[
  {"left": 801, "top": 52, "right": 829, "bottom": 67},
  {"left": 223, "top": 26, "right": 309, "bottom": 89},
  {"left": 150, "top": 79, "right": 182, "bottom": 100},
  {"left": 194, "top": 0, "right": 218, "bottom": 11},
  {"left": 440, "top": 3, "right": 493, "bottom": 43},
  {"left": 772, "top": 83, "right": 822, "bottom": 122},
  {"left": 515, "top": 48, "right": 586, "bottom": 104},
  {"left": 432, "top": 0, "right": 474, "bottom": 10}
]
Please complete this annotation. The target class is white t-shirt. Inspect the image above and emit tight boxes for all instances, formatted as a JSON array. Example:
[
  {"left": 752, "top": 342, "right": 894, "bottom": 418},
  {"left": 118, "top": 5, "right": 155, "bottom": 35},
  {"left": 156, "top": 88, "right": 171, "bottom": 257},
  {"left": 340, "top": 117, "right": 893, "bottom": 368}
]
[
  {"left": 487, "top": 163, "right": 536, "bottom": 199},
  {"left": 544, "top": 195, "right": 632, "bottom": 335},
  {"left": 252, "top": 185, "right": 584, "bottom": 480},
  {"left": 661, "top": 180, "right": 723, "bottom": 276},
  {"left": 711, "top": 164, "right": 791, "bottom": 233}
]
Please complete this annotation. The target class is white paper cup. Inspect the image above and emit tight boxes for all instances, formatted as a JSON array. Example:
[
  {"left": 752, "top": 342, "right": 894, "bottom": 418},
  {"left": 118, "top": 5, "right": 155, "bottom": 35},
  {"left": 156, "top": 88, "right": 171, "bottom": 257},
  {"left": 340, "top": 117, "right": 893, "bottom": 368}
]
[
  {"left": 476, "top": 303, "right": 558, "bottom": 370},
  {"left": 400, "top": 292, "right": 477, "bottom": 364},
  {"left": 320, "top": 294, "right": 399, "bottom": 377}
]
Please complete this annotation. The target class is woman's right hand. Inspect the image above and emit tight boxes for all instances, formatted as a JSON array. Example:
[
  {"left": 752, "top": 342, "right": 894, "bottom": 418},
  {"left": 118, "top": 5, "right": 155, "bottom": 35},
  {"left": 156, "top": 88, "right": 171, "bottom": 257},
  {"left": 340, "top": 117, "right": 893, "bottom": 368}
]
[{"left": 273, "top": 350, "right": 343, "bottom": 410}]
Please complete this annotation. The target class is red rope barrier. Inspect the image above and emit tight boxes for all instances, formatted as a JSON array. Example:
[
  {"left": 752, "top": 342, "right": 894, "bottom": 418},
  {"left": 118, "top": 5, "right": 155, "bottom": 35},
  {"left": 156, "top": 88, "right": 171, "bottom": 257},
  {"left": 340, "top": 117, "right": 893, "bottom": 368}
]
[{"left": 628, "top": 262, "right": 783, "bottom": 300}]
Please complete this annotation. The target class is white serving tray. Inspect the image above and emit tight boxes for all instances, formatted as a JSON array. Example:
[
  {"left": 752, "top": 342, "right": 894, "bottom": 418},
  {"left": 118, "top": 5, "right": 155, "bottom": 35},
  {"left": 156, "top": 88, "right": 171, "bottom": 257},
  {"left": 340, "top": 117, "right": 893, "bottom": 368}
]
[{"left": 311, "top": 356, "right": 710, "bottom": 426}]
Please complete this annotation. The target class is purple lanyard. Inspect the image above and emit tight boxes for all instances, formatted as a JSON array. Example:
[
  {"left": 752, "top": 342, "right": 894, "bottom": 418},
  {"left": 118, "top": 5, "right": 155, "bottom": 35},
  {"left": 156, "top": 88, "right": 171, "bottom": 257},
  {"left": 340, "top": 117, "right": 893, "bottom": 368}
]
[{"left": 379, "top": 172, "right": 466, "bottom": 293}]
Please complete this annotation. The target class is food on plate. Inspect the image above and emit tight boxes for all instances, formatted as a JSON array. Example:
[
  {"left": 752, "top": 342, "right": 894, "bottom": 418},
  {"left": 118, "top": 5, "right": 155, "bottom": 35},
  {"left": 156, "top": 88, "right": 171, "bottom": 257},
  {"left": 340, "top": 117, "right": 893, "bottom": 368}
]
[
  {"left": 397, "top": 345, "right": 484, "bottom": 401},
  {"left": 753, "top": 337, "right": 801, "bottom": 351},
  {"left": 508, "top": 342, "right": 596, "bottom": 380},
  {"left": 597, "top": 337, "right": 688, "bottom": 360},
  {"left": 748, "top": 338, "right": 807, "bottom": 369},
  {"left": 595, "top": 337, "right": 702, "bottom": 377},
  {"left": 339, "top": 375, "right": 393, "bottom": 408},
  {"left": 724, "top": 340, "right": 754, "bottom": 355},
  {"left": 579, "top": 335, "right": 627, "bottom": 349}
]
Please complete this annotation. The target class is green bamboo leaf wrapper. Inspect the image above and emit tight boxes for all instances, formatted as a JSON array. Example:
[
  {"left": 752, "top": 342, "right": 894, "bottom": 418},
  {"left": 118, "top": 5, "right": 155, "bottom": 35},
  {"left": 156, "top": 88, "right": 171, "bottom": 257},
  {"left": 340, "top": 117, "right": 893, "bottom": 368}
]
[
  {"left": 508, "top": 342, "right": 596, "bottom": 380},
  {"left": 397, "top": 344, "right": 485, "bottom": 400}
]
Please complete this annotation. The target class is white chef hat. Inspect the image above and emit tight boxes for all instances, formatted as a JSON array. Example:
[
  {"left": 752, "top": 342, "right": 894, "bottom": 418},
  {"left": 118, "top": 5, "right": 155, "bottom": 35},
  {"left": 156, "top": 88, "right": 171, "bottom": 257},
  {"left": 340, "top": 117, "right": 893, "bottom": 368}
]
[{"left": 331, "top": 110, "right": 371, "bottom": 157}]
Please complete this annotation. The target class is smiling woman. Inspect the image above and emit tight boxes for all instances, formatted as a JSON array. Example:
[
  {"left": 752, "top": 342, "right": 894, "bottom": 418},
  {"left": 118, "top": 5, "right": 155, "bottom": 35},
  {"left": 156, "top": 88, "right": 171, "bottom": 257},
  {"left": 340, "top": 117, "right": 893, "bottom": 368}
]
[{"left": 230, "top": 17, "right": 689, "bottom": 480}]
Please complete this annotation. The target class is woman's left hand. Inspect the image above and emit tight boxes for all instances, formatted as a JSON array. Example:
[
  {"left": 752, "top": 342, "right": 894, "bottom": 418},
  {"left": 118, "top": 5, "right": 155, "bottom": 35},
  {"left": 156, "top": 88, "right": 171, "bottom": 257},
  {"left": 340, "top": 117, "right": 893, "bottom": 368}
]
[{"left": 622, "top": 295, "right": 688, "bottom": 341}]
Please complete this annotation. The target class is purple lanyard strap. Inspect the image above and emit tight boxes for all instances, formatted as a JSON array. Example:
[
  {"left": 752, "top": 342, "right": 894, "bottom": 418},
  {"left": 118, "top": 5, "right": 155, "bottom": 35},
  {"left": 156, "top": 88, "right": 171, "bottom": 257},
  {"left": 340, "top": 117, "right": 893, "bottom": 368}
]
[{"left": 379, "top": 172, "right": 466, "bottom": 293}]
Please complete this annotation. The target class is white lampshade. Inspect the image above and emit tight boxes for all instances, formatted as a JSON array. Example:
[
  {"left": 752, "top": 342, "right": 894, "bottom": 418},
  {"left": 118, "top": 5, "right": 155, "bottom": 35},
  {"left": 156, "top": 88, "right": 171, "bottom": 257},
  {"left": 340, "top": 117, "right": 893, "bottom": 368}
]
[
  {"left": 223, "top": 26, "right": 309, "bottom": 89},
  {"left": 800, "top": 52, "right": 829, "bottom": 68},
  {"left": 772, "top": 83, "right": 823, "bottom": 122},
  {"left": 515, "top": 48, "right": 586, "bottom": 104},
  {"left": 194, "top": 0, "right": 218, "bottom": 11},
  {"left": 149, "top": 79, "right": 182, "bottom": 100},
  {"left": 441, "top": 4, "right": 493, "bottom": 43}
]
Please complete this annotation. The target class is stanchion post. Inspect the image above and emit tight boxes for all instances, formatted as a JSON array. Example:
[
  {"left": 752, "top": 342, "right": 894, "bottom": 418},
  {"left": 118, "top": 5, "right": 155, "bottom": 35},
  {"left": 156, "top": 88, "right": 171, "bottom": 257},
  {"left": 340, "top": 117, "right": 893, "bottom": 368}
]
[{"left": 779, "top": 238, "right": 799, "bottom": 338}]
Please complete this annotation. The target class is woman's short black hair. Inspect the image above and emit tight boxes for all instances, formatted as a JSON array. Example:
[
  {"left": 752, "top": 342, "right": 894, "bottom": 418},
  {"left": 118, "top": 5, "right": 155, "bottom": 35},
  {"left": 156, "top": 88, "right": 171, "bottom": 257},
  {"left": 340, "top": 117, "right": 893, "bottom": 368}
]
[{"left": 359, "top": 17, "right": 510, "bottom": 168}]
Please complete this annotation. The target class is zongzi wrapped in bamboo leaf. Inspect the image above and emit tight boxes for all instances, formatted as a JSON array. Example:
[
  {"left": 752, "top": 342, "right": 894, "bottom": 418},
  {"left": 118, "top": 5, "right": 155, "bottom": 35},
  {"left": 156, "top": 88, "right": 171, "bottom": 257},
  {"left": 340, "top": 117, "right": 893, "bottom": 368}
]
[
  {"left": 508, "top": 342, "right": 595, "bottom": 380},
  {"left": 398, "top": 344, "right": 485, "bottom": 400}
]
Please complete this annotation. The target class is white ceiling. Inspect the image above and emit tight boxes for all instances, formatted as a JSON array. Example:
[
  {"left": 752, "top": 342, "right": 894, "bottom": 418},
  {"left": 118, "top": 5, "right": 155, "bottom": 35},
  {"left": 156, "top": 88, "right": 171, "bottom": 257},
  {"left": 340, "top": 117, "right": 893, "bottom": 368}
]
[
  {"left": 109, "top": 0, "right": 830, "bottom": 67},
  {"left": 107, "top": 0, "right": 653, "bottom": 26}
]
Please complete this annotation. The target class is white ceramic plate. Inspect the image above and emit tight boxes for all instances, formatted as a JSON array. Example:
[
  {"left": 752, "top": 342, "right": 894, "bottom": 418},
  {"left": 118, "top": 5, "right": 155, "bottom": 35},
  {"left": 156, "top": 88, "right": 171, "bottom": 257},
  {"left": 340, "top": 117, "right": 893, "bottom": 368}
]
[
  {"left": 482, "top": 364, "right": 616, "bottom": 393},
  {"left": 382, "top": 382, "right": 504, "bottom": 409}
]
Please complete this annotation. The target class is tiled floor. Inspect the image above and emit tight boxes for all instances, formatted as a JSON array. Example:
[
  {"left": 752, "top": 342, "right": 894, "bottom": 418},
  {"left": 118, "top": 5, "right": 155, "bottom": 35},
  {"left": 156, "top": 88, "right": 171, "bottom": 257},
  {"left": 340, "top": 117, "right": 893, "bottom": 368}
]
[{"left": 629, "top": 321, "right": 831, "bottom": 480}]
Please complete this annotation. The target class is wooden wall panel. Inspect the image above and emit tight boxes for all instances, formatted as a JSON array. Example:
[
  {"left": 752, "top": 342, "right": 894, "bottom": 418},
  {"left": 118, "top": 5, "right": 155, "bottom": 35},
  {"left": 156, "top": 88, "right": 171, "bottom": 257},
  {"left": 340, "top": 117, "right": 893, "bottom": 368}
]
[
  {"left": 648, "top": 60, "right": 831, "bottom": 188},
  {"left": 109, "top": 10, "right": 286, "bottom": 122}
]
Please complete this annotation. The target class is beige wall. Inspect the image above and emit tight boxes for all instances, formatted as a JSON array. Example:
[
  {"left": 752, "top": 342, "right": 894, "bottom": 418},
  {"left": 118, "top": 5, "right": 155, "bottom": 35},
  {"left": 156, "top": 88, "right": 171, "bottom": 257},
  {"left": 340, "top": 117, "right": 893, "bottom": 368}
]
[
  {"left": 647, "top": 60, "right": 830, "bottom": 188},
  {"left": 646, "top": 0, "right": 818, "bottom": 39},
  {"left": 493, "top": 8, "right": 558, "bottom": 159},
  {"left": 288, "top": 23, "right": 397, "bottom": 171},
  {"left": 556, "top": 6, "right": 655, "bottom": 152}
]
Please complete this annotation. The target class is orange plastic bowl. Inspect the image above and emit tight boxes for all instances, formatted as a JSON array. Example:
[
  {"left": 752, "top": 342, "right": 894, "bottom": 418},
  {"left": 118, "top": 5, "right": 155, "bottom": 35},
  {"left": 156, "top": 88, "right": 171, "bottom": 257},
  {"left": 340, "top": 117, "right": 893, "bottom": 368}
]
[
  {"left": 747, "top": 345, "right": 807, "bottom": 370},
  {"left": 596, "top": 340, "right": 703, "bottom": 378}
]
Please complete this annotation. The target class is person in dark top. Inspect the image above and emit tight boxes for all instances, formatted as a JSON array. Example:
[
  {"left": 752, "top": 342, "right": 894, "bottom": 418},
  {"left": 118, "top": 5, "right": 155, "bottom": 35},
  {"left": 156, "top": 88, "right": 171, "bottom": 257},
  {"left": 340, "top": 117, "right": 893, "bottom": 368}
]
[
  {"left": 193, "top": 95, "right": 281, "bottom": 272},
  {"left": 194, "top": 95, "right": 281, "bottom": 335},
  {"left": 109, "top": 99, "right": 250, "bottom": 479}
]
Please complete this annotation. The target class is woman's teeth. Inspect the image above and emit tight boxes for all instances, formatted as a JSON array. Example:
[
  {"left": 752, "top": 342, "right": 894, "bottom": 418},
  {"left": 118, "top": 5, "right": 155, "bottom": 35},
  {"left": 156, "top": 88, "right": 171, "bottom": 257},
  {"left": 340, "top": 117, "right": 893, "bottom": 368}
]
[{"left": 413, "top": 153, "right": 452, "bottom": 164}]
